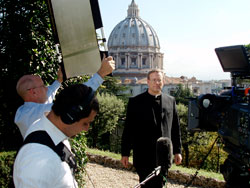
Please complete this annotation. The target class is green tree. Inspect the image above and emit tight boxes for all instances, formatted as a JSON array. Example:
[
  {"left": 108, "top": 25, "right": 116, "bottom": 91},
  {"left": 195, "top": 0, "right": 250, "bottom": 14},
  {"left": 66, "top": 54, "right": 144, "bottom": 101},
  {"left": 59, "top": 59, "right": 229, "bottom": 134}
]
[
  {"left": 86, "top": 93, "right": 125, "bottom": 150},
  {"left": 245, "top": 43, "right": 250, "bottom": 50},
  {"left": 99, "top": 76, "right": 130, "bottom": 102},
  {"left": 172, "top": 84, "right": 194, "bottom": 105},
  {"left": 177, "top": 103, "right": 192, "bottom": 166},
  {"left": 0, "top": 0, "right": 58, "bottom": 151}
]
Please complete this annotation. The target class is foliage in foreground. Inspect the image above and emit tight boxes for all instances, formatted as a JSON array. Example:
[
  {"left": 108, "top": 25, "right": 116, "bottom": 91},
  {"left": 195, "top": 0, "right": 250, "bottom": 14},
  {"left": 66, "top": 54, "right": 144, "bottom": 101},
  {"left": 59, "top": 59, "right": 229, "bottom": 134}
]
[
  {"left": 70, "top": 132, "right": 88, "bottom": 188},
  {"left": 0, "top": 151, "right": 16, "bottom": 188},
  {"left": 0, "top": 0, "right": 58, "bottom": 151}
]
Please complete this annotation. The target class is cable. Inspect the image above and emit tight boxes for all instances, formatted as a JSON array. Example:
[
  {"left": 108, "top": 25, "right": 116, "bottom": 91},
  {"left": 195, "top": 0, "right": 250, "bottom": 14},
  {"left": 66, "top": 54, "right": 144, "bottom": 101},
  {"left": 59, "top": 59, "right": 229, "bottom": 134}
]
[
  {"left": 185, "top": 136, "right": 219, "bottom": 188},
  {"left": 161, "top": 174, "right": 168, "bottom": 188},
  {"left": 72, "top": 174, "right": 78, "bottom": 188},
  {"left": 217, "top": 140, "right": 220, "bottom": 173},
  {"left": 83, "top": 166, "right": 96, "bottom": 188}
]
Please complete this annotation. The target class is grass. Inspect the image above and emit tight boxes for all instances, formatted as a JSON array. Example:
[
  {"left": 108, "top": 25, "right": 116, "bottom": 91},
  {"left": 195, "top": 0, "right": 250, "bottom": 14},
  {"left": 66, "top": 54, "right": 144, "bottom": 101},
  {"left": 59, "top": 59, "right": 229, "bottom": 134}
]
[{"left": 86, "top": 147, "right": 225, "bottom": 181}]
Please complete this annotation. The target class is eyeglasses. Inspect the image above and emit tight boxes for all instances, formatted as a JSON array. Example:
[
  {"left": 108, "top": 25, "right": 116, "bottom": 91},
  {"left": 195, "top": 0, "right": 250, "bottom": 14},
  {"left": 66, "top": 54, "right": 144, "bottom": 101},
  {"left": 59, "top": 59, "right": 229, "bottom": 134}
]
[
  {"left": 27, "top": 85, "right": 46, "bottom": 91},
  {"left": 150, "top": 79, "right": 163, "bottom": 83}
]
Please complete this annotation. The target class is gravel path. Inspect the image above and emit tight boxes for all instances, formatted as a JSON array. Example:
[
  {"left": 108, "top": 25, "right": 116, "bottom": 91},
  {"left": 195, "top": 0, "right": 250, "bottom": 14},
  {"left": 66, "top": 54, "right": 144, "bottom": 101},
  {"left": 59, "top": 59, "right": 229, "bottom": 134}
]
[{"left": 83, "top": 162, "right": 203, "bottom": 188}]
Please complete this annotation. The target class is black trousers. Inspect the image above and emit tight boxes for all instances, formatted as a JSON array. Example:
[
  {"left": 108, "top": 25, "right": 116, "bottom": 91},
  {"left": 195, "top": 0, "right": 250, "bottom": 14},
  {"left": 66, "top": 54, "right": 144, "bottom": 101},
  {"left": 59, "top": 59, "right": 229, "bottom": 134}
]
[{"left": 136, "top": 167, "right": 165, "bottom": 188}]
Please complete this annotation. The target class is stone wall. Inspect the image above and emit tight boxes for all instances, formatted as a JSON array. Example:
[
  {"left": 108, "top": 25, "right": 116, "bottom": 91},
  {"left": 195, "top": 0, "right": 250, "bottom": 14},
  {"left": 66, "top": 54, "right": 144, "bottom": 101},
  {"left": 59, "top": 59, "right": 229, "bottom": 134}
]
[{"left": 86, "top": 153, "right": 226, "bottom": 188}]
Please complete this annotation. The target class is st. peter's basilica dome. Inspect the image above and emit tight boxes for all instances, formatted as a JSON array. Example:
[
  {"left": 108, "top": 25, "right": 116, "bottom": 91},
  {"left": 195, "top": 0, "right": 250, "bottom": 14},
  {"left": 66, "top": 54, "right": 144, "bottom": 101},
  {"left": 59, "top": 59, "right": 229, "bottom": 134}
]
[{"left": 108, "top": 0, "right": 164, "bottom": 80}]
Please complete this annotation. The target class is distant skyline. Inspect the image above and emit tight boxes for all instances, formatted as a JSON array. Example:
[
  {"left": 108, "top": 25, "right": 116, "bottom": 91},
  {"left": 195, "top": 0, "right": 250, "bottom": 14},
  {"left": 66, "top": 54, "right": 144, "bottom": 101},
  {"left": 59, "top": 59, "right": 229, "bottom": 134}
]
[{"left": 98, "top": 0, "right": 250, "bottom": 81}]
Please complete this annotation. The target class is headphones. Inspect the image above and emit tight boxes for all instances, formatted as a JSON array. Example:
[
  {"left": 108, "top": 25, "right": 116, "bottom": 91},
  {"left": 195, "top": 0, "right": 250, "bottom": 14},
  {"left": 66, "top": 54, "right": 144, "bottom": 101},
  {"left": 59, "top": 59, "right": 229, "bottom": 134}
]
[{"left": 61, "top": 87, "right": 95, "bottom": 124}]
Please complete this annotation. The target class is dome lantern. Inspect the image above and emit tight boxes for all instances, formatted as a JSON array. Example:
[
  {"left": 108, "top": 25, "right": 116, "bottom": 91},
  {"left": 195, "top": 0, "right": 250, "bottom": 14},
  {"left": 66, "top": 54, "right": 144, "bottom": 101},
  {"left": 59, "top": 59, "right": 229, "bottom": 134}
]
[{"left": 127, "top": 0, "right": 140, "bottom": 18}]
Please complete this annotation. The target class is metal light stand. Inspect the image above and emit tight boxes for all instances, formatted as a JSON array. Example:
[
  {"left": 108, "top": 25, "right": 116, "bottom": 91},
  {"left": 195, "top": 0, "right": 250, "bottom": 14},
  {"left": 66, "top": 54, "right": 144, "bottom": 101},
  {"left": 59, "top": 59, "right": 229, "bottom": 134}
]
[
  {"left": 55, "top": 44, "right": 62, "bottom": 64},
  {"left": 99, "top": 27, "right": 112, "bottom": 76},
  {"left": 100, "top": 27, "right": 108, "bottom": 52},
  {"left": 55, "top": 43, "right": 67, "bottom": 81}
]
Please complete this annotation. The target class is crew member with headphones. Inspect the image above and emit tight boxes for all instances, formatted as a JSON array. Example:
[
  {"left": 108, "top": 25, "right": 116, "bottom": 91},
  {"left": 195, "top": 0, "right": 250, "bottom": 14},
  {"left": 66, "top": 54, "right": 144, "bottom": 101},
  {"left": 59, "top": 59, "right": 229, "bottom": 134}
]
[{"left": 13, "top": 84, "right": 98, "bottom": 188}]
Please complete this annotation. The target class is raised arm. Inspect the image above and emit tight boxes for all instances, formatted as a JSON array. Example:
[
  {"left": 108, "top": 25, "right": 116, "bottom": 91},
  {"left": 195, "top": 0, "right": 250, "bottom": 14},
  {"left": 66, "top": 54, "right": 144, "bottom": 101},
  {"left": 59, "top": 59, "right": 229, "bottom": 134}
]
[
  {"left": 84, "top": 56, "right": 115, "bottom": 91},
  {"left": 47, "top": 67, "right": 63, "bottom": 102}
]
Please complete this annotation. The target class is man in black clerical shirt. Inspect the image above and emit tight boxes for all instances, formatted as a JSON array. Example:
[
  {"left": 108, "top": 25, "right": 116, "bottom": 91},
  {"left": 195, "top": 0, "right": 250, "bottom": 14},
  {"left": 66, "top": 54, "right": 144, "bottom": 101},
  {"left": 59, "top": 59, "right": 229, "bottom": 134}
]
[{"left": 121, "top": 69, "right": 182, "bottom": 188}]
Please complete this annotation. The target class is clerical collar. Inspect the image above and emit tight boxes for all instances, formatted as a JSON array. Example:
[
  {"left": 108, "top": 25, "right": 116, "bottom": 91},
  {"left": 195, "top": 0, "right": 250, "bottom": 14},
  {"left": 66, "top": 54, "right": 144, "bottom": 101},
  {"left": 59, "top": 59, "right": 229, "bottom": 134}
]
[
  {"left": 147, "top": 91, "right": 161, "bottom": 100},
  {"left": 155, "top": 94, "right": 161, "bottom": 99}
]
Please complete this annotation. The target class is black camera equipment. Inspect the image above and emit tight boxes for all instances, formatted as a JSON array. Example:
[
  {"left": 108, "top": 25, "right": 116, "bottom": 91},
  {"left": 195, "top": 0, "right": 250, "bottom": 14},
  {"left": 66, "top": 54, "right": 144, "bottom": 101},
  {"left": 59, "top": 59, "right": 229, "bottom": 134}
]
[{"left": 188, "top": 45, "right": 250, "bottom": 187}]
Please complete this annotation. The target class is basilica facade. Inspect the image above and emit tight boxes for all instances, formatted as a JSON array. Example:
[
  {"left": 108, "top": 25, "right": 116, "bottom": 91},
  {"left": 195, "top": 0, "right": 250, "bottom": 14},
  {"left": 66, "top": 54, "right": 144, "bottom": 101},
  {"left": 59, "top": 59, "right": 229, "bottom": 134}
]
[{"left": 107, "top": 0, "right": 164, "bottom": 82}]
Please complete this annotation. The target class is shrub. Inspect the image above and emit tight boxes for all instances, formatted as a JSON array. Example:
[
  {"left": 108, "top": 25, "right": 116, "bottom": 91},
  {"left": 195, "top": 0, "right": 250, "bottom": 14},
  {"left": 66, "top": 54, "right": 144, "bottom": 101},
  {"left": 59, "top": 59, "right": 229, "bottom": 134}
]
[
  {"left": 176, "top": 103, "right": 228, "bottom": 172},
  {"left": 70, "top": 132, "right": 88, "bottom": 188},
  {"left": 86, "top": 93, "right": 125, "bottom": 150},
  {"left": 0, "top": 151, "right": 16, "bottom": 188},
  {"left": 185, "top": 132, "right": 228, "bottom": 172}
]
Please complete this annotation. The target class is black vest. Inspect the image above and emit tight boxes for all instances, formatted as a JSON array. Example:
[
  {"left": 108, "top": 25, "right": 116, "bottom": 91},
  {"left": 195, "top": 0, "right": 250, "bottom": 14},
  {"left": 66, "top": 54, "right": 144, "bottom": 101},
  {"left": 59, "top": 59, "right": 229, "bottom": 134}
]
[{"left": 21, "top": 131, "right": 77, "bottom": 173}]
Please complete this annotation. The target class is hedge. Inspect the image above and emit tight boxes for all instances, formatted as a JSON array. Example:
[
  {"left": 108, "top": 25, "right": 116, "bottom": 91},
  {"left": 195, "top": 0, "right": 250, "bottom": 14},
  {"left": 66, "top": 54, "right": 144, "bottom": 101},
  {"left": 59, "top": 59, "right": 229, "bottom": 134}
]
[{"left": 0, "top": 151, "right": 16, "bottom": 188}]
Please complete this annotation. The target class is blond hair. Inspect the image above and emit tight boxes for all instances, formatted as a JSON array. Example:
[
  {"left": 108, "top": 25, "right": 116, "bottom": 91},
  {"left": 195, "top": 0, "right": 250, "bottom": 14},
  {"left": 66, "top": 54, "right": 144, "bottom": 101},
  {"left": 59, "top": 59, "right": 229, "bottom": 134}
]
[{"left": 147, "top": 69, "right": 164, "bottom": 80}]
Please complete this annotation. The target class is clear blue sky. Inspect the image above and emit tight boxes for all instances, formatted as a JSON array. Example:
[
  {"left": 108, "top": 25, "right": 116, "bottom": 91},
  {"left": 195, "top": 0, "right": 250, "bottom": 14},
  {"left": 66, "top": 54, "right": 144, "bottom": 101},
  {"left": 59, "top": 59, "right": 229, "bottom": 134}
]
[{"left": 98, "top": 0, "right": 250, "bottom": 81}]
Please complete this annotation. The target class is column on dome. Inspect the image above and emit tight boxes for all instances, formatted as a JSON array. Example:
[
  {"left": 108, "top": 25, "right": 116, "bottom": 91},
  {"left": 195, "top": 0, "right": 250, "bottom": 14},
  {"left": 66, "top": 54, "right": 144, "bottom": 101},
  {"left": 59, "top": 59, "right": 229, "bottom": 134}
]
[
  {"left": 160, "top": 53, "right": 164, "bottom": 69},
  {"left": 125, "top": 53, "right": 130, "bottom": 70},
  {"left": 138, "top": 53, "right": 142, "bottom": 70},
  {"left": 152, "top": 54, "right": 156, "bottom": 68},
  {"left": 155, "top": 54, "right": 160, "bottom": 69},
  {"left": 128, "top": 53, "right": 131, "bottom": 69},
  {"left": 115, "top": 53, "right": 119, "bottom": 69},
  {"left": 149, "top": 53, "right": 153, "bottom": 69}
]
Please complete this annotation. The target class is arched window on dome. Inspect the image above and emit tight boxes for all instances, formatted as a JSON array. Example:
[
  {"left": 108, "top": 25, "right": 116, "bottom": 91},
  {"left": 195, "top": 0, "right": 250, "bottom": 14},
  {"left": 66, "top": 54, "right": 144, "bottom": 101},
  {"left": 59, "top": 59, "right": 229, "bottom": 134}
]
[
  {"left": 130, "top": 57, "right": 137, "bottom": 68},
  {"left": 120, "top": 57, "right": 126, "bottom": 69},
  {"left": 142, "top": 57, "right": 149, "bottom": 68}
]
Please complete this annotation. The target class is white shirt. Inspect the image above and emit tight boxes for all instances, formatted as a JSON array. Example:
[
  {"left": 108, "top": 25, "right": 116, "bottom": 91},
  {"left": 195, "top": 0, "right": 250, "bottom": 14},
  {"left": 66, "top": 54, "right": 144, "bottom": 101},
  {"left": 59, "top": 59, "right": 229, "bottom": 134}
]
[
  {"left": 14, "top": 115, "right": 78, "bottom": 188},
  {"left": 15, "top": 73, "right": 103, "bottom": 138}
]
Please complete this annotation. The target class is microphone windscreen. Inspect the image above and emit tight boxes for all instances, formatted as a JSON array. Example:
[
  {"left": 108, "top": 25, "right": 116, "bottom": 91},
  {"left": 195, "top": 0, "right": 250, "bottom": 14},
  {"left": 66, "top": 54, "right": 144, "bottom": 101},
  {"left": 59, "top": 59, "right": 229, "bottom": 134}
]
[{"left": 156, "top": 137, "right": 173, "bottom": 169}]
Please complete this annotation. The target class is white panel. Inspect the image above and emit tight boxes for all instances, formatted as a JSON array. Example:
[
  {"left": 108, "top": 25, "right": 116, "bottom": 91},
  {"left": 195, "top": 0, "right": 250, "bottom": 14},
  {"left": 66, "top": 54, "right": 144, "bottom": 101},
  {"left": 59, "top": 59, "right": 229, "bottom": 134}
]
[{"left": 51, "top": 0, "right": 101, "bottom": 78}]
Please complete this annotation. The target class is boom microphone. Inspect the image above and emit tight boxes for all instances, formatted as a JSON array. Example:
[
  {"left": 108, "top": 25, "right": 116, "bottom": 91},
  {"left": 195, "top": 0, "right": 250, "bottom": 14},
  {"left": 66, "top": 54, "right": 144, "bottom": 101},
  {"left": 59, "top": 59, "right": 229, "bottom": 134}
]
[
  {"left": 156, "top": 137, "right": 173, "bottom": 174},
  {"left": 134, "top": 137, "right": 173, "bottom": 188}
]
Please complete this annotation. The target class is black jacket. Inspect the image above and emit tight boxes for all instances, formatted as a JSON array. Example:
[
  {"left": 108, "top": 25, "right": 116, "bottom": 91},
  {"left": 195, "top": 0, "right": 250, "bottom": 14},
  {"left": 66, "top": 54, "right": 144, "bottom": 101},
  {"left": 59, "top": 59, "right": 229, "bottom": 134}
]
[{"left": 121, "top": 91, "right": 182, "bottom": 169}]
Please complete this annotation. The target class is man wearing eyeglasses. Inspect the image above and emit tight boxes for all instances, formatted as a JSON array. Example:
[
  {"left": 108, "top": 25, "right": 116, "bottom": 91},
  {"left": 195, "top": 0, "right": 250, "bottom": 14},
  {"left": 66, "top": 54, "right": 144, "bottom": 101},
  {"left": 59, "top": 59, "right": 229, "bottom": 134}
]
[
  {"left": 15, "top": 56, "right": 115, "bottom": 138},
  {"left": 121, "top": 69, "right": 182, "bottom": 188},
  {"left": 13, "top": 84, "right": 99, "bottom": 188}
]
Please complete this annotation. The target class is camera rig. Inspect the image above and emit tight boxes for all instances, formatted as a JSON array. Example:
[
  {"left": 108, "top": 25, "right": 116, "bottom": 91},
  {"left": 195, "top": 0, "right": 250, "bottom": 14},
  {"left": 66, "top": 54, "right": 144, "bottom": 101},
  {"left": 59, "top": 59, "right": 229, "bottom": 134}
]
[{"left": 188, "top": 45, "right": 250, "bottom": 187}]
